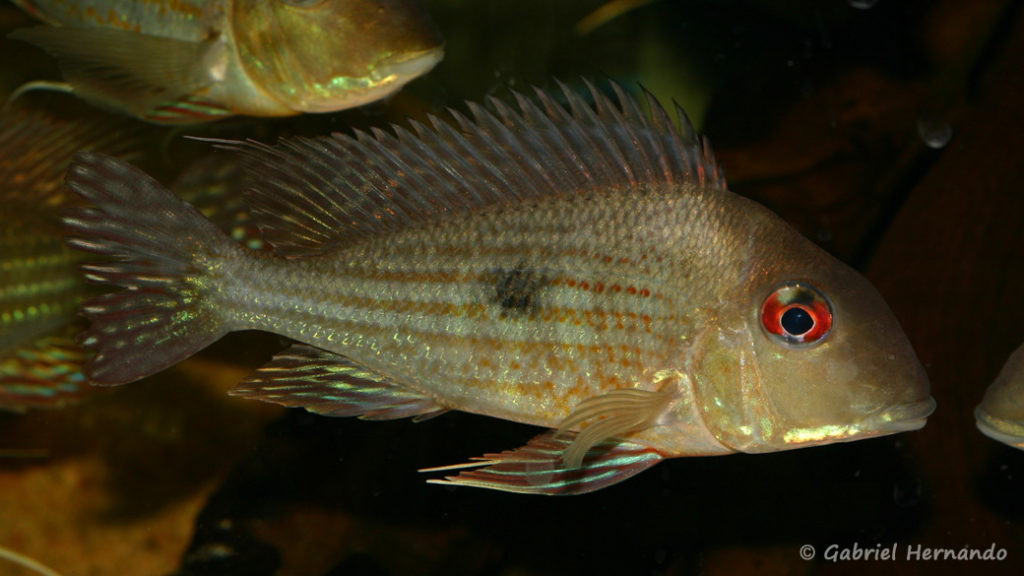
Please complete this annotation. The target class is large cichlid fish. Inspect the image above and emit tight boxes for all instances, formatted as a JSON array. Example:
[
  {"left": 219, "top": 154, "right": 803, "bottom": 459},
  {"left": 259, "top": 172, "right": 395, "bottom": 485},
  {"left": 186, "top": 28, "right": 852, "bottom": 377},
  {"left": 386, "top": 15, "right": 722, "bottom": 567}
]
[
  {"left": 0, "top": 108, "right": 137, "bottom": 410},
  {"left": 976, "top": 342, "right": 1024, "bottom": 449},
  {"left": 8, "top": 0, "right": 444, "bottom": 124},
  {"left": 63, "top": 82, "right": 935, "bottom": 494}
]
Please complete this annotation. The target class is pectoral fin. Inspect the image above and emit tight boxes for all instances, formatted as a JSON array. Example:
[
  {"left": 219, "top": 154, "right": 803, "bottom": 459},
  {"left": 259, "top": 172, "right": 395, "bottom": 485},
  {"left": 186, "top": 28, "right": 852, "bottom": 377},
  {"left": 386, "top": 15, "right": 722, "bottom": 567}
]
[
  {"left": 422, "top": 430, "right": 663, "bottom": 495},
  {"left": 556, "top": 387, "right": 674, "bottom": 467},
  {"left": 231, "top": 344, "right": 448, "bottom": 421},
  {"left": 9, "top": 27, "right": 228, "bottom": 122}
]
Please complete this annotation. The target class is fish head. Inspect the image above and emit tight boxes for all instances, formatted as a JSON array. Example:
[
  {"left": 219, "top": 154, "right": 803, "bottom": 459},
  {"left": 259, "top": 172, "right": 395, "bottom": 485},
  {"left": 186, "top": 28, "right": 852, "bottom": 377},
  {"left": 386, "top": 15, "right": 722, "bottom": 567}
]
[
  {"left": 975, "top": 343, "right": 1024, "bottom": 449},
  {"left": 232, "top": 0, "right": 444, "bottom": 113},
  {"left": 691, "top": 200, "right": 934, "bottom": 453}
]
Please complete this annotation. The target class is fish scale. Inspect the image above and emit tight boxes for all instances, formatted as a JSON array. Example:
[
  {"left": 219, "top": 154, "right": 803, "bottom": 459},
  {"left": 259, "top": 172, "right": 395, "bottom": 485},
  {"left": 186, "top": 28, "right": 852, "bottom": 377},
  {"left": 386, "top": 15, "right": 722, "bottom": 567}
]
[
  {"left": 203, "top": 189, "right": 707, "bottom": 428},
  {"left": 63, "top": 82, "right": 934, "bottom": 494}
]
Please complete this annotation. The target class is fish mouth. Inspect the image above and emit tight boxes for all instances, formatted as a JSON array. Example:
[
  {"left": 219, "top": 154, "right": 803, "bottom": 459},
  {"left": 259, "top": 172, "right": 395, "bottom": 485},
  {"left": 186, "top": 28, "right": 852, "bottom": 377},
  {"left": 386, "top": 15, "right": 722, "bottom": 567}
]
[
  {"left": 295, "top": 48, "right": 444, "bottom": 113},
  {"left": 863, "top": 396, "right": 936, "bottom": 434},
  {"left": 373, "top": 47, "right": 445, "bottom": 84},
  {"left": 975, "top": 406, "right": 1024, "bottom": 448},
  {"left": 775, "top": 397, "right": 936, "bottom": 448}
]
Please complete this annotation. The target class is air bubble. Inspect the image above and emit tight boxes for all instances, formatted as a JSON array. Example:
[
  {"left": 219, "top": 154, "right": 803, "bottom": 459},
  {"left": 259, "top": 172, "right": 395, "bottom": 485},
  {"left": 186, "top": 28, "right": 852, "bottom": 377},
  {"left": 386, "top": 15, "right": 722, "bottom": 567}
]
[{"left": 917, "top": 117, "right": 953, "bottom": 149}]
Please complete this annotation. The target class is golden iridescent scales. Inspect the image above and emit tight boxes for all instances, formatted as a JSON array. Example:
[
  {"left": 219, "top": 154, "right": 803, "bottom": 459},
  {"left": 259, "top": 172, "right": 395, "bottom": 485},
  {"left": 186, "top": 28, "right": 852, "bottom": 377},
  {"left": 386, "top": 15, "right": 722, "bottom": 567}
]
[{"left": 63, "top": 82, "right": 934, "bottom": 494}]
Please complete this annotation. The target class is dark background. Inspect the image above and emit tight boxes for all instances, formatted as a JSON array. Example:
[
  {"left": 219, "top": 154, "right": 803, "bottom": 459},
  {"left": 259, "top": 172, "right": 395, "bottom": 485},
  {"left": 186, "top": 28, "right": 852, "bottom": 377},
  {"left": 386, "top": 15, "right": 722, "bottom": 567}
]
[{"left": 2, "top": 1, "right": 1022, "bottom": 574}]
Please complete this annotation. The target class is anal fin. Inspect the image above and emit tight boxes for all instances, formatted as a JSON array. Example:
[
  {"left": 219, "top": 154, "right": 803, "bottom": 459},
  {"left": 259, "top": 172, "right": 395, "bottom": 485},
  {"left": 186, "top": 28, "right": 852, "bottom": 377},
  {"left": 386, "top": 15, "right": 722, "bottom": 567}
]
[
  {"left": 231, "top": 344, "right": 448, "bottom": 421},
  {"left": 423, "top": 430, "right": 663, "bottom": 495}
]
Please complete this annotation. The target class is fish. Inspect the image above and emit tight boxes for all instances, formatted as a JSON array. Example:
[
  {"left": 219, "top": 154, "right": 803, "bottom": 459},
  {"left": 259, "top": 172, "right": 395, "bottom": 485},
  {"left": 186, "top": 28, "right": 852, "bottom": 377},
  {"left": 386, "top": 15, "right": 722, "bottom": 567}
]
[
  {"left": 0, "top": 108, "right": 262, "bottom": 411},
  {"left": 61, "top": 81, "right": 936, "bottom": 494},
  {"left": 0, "top": 107, "right": 138, "bottom": 411},
  {"left": 976, "top": 342, "right": 1024, "bottom": 449},
  {"left": 8, "top": 0, "right": 444, "bottom": 124}
]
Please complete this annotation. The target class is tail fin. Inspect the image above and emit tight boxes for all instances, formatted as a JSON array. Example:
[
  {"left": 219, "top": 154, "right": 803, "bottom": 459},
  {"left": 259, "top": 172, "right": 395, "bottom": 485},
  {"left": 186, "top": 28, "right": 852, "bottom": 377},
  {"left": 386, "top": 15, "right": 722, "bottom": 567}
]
[{"left": 62, "top": 152, "right": 234, "bottom": 385}]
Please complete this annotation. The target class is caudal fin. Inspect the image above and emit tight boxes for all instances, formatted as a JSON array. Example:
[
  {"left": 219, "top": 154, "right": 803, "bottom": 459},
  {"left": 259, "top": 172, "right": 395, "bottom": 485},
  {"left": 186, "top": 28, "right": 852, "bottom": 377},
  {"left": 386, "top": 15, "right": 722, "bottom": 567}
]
[{"left": 62, "top": 152, "right": 233, "bottom": 385}]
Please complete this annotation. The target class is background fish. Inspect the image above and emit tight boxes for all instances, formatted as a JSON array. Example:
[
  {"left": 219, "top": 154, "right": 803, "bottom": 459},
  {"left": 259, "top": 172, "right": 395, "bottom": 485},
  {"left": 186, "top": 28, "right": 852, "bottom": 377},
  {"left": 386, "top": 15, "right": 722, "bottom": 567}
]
[
  {"left": 62, "top": 82, "right": 935, "bottom": 494},
  {"left": 8, "top": 0, "right": 444, "bottom": 124},
  {"left": 976, "top": 342, "right": 1024, "bottom": 449},
  {"left": 0, "top": 106, "right": 137, "bottom": 411},
  {"left": 0, "top": 107, "right": 263, "bottom": 412}
]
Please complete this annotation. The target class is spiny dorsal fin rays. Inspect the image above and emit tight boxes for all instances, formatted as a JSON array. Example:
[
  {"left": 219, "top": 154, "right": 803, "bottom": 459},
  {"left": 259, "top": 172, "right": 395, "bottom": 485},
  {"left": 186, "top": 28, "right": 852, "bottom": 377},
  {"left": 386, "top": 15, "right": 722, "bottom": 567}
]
[
  {"left": 427, "top": 110, "right": 519, "bottom": 202},
  {"left": 466, "top": 99, "right": 563, "bottom": 201},
  {"left": 242, "top": 137, "right": 355, "bottom": 254},
  {"left": 359, "top": 127, "right": 446, "bottom": 219},
  {"left": 216, "top": 80, "right": 724, "bottom": 257},
  {"left": 551, "top": 80, "right": 640, "bottom": 188},
  {"left": 611, "top": 82, "right": 670, "bottom": 185},
  {"left": 511, "top": 91, "right": 590, "bottom": 190},
  {"left": 398, "top": 120, "right": 486, "bottom": 209}
]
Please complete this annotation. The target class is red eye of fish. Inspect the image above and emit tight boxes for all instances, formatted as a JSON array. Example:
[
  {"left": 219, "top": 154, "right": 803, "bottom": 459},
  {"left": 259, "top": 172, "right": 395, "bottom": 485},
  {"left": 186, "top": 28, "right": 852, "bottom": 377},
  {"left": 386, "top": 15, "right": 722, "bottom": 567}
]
[{"left": 761, "top": 283, "right": 832, "bottom": 345}]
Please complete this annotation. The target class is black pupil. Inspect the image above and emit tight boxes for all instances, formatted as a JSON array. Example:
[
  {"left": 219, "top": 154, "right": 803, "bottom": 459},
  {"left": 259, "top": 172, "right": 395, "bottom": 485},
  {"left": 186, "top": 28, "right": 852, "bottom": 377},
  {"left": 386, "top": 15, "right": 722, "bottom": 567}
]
[{"left": 781, "top": 306, "right": 814, "bottom": 335}]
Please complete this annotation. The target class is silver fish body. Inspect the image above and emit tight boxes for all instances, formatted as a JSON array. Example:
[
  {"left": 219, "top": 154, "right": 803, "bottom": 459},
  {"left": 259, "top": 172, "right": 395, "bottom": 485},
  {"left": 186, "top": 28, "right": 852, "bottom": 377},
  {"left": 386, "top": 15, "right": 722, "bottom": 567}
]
[
  {"left": 976, "top": 342, "right": 1024, "bottom": 449},
  {"left": 63, "top": 83, "right": 934, "bottom": 493},
  {"left": 10, "top": 0, "right": 444, "bottom": 123}
]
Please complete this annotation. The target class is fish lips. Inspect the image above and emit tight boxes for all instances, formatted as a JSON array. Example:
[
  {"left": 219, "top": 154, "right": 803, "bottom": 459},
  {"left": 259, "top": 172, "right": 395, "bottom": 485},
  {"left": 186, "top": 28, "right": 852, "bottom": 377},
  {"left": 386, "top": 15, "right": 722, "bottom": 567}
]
[
  {"left": 975, "top": 405, "right": 1024, "bottom": 448},
  {"left": 862, "top": 396, "right": 937, "bottom": 434},
  {"left": 295, "top": 47, "right": 444, "bottom": 113},
  {"left": 374, "top": 47, "right": 445, "bottom": 83}
]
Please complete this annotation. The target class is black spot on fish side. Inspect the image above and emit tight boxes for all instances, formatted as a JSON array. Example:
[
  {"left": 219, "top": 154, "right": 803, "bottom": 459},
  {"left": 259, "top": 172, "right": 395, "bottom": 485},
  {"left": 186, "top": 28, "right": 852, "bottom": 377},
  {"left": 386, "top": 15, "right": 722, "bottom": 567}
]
[{"left": 489, "top": 263, "right": 548, "bottom": 318}]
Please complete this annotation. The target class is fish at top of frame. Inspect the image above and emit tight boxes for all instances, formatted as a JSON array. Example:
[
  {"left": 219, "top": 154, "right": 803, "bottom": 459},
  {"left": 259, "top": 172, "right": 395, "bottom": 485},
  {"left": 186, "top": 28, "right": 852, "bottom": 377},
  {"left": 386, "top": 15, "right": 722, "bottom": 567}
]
[
  {"left": 62, "top": 80, "right": 935, "bottom": 494},
  {"left": 976, "top": 342, "right": 1024, "bottom": 450},
  {"left": 8, "top": 0, "right": 444, "bottom": 124}
]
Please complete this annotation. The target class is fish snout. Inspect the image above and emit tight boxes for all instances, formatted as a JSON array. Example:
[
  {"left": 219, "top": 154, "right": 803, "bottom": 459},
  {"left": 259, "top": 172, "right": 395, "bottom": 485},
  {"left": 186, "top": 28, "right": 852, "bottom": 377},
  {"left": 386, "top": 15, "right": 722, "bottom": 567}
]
[
  {"left": 975, "top": 405, "right": 1024, "bottom": 448},
  {"left": 373, "top": 47, "right": 445, "bottom": 84},
  {"left": 862, "top": 396, "right": 936, "bottom": 434}
]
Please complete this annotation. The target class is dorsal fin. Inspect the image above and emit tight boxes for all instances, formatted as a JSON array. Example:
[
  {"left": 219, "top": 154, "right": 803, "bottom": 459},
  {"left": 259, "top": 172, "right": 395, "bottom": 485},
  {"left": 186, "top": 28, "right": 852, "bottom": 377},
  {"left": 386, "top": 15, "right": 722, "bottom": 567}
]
[{"left": 215, "top": 79, "right": 725, "bottom": 257}]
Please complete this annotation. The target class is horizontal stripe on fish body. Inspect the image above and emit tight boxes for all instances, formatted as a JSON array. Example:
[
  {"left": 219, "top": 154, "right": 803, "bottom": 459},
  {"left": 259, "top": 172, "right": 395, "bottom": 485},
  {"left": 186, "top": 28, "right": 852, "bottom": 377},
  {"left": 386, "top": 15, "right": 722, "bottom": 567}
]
[{"left": 194, "top": 190, "right": 711, "bottom": 427}]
